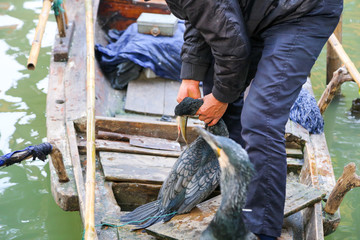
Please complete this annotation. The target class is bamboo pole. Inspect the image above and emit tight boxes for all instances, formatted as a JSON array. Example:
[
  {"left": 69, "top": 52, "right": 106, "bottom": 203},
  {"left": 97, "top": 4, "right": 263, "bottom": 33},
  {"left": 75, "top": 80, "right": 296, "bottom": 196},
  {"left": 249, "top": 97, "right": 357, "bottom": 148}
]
[
  {"left": 327, "top": 17, "right": 342, "bottom": 85},
  {"left": 328, "top": 33, "right": 360, "bottom": 89},
  {"left": 27, "top": 0, "right": 52, "bottom": 70},
  {"left": 84, "top": 0, "right": 97, "bottom": 238}
]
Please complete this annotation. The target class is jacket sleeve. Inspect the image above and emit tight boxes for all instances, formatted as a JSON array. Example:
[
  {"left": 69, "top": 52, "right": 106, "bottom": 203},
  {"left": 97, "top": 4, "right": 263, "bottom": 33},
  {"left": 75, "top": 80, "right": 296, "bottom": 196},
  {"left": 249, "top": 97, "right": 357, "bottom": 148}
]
[
  {"left": 168, "top": 0, "right": 251, "bottom": 103},
  {"left": 180, "top": 21, "right": 212, "bottom": 82}
]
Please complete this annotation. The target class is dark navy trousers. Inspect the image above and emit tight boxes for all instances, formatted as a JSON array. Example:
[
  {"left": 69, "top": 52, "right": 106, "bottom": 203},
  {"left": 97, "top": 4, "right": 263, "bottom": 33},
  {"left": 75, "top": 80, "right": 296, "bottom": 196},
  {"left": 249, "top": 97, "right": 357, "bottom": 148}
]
[{"left": 203, "top": 0, "right": 342, "bottom": 237}]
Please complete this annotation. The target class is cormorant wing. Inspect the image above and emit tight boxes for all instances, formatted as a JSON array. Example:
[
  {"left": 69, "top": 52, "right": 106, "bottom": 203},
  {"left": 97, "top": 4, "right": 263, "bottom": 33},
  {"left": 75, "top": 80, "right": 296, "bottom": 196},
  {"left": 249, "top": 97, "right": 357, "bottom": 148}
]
[
  {"left": 158, "top": 137, "right": 206, "bottom": 209},
  {"left": 179, "top": 156, "right": 220, "bottom": 213}
]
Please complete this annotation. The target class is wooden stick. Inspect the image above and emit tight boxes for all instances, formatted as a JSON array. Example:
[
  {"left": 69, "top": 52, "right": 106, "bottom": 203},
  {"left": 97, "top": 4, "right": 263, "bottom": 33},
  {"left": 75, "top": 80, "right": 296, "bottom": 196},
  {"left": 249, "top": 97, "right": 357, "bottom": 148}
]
[
  {"left": 318, "top": 67, "right": 354, "bottom": 114},
  {"left": 84, "top": 0, "right": 97, "bottom": 238},
  {"left": 328, "top": 34, "right": 360, "bottom": 89},
  {"left": 62, "top": 2, "right": 69, "bottom": 27},
  {"left": 324, "top": 162, "right": 360, "bottom": 215},
  {"left": 55, "top": 9, "right": 66, "bottom": 38},
  {"left": 27, "top": 0, "right": 52, "bottom": 70},
  {"left": 96, "top": 130, "right": 130, "bottom": 142},
  {"left": 49, "top": 143, "right": 70, "bottom": 182}
]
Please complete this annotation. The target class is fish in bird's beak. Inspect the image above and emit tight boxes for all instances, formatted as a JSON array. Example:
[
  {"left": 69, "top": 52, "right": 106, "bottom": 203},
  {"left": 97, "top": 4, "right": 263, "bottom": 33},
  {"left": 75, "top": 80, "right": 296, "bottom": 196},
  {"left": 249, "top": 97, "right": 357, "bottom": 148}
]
[{"left": 176, "top": 116, "right": 188, "bottom": 145}]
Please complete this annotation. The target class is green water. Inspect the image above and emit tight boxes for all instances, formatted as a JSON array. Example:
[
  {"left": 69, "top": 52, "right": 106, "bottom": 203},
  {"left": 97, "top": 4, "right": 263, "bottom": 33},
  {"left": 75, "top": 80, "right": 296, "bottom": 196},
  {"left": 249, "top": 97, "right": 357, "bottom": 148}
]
[
  {"left": 0, "top": 0, "right": 82, "bottom": 239},
  {"left": 0, "top": 0, "right": 359, "bottom": 239}
]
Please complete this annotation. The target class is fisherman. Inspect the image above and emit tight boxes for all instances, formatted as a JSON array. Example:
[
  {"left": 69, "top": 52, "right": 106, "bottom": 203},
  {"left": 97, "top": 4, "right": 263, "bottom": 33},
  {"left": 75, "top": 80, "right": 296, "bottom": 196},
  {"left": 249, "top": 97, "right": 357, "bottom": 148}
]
[{"left": 164, "top": 0, "right": 343, "bottom": 239}]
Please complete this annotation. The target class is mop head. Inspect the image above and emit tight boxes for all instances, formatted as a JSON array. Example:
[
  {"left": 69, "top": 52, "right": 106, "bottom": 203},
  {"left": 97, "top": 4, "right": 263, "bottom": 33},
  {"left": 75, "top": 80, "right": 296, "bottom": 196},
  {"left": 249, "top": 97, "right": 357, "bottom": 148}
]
[{"left": 289, "top": 89, "right": 324, "bottom": 134}]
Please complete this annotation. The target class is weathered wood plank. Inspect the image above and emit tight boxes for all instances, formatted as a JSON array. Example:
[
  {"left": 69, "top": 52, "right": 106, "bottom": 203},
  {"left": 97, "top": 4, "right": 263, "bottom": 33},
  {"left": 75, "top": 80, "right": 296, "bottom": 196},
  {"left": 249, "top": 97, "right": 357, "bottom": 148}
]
[
  {"left": 125, "top": 77, "right": 166, "bottom": 115},
  {"left": 130, "top": 137, "right": 181, "bottom": 151},
  {"left": 112, "top": 182, "right": 161, "bottom": 210},
  {"left": 300, "top": 133, "right": 336, "bottom": 193},
  {"left": 303, "top": 203, "right": 324, "bottom": 240},
  {"left": 47, "top": 60, "right": 79, "bottom": 211},
  {"left": 63, "top": 3, "right": 87, "bottom": 122},
  {"left": 77, "top": 155, "right": 121, "bottom": 239},
  {"left": 286, "top": 148, "right": 303, "bottom": 159},
  {"left": 67, "top": 121, "right": 86, "bottom": 221},
  {"left": 146, "top": 195, "right": 221, "bottom": 240},
  {"left": 145, "top": 181, "right": 323, "bottom": 240},
  {"left": 285, "top": 120, "right": 310, "bottom": 144},
  {"left": 75, "top": 116, "right": 201, "bottom": 143},
  {"left": 100, "top": 151, "right": 177, "bottom": 183},
  {"left": 53, "top": 21, "right": 75, "bottom": 62},
  {"left": 287, "top": 157, "right": 304, "bottom": 173},
  {"left": 164, "top": 80, "right": 181, "bottom": 116},
  {"left": 299, "top": 77, "right": 337, "bottom": 238},
  {"left": 97, "top": 131, "right": 181, "bottom": 151},
  {"left": 284, "top": 182, "right": 325, "bottom": 218},
  {"left": 79, "top": 139, "right": 182, "bottom": 157}
]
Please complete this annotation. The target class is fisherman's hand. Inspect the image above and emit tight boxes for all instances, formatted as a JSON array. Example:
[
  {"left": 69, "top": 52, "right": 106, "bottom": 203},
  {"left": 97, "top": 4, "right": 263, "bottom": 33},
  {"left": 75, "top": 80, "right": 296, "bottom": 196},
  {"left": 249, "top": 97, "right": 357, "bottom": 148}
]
[
  {"left": 197, "top": 93, "right": 228, "bottom": 126},
  {"left": 177, "top": 79, "right": 201, "bottom": 103}
]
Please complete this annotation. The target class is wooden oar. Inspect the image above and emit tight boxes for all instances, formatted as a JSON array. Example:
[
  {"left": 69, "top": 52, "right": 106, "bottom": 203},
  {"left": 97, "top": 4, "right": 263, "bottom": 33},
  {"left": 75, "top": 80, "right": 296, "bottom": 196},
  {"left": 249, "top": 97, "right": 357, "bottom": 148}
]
[
  {"left": 84, "top": 0, "right": 97, "bottom": 238},
  {"left": 27, "top": 0, "right": 52, "bottom": 70},
  {"left": 328, "top": 33, "right": 360, "bottom": 89}
]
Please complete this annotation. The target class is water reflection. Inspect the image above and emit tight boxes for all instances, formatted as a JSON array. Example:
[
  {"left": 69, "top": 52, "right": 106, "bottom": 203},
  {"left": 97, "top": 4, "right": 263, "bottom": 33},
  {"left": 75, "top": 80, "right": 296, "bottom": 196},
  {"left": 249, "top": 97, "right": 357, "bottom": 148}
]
[{"left": 0, "top": 0, "right": 82, "bottom": 239}]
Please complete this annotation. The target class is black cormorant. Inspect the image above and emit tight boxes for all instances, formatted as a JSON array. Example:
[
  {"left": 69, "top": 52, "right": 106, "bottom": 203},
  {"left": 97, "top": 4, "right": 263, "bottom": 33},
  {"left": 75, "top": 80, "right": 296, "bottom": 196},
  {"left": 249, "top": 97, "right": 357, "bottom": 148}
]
[
  {"left": 196, "top": 127, "right": 255, "bottom": 240},
  {"left": 120, "top": 97, "right": 229, "bottom": 229}
]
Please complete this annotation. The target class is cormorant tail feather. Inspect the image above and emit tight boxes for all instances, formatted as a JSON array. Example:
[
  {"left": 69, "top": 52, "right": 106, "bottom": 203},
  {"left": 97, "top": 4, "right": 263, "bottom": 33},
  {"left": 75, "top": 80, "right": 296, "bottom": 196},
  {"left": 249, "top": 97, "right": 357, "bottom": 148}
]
[{"left": 120, "top": 200, "right": 160, "bottom": 224}]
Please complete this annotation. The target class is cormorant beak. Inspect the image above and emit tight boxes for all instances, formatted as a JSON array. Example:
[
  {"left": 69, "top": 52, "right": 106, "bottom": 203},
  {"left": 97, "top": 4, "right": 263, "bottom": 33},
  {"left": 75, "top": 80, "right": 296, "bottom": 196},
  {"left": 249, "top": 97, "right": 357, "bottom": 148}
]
[
  {"left": 176, "top": 116, "right": 188, "bottom": 145},
  {"left": 195, "top": 126, "right": 222, "bottom": 158}
]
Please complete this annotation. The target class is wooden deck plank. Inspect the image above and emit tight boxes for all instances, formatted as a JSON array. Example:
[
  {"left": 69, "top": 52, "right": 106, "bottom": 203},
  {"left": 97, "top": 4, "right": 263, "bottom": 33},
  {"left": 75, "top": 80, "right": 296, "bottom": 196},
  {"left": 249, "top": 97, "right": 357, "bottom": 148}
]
[
  {"left": 112, "top": 182, "right": 161, "bottom": 210},
  {"left": 47, "top": 60, "right": 79, "bottom": 211},
  {"left": 146, "top": 195, "right": 220, "bottom": 240},
  {"left": 287, "top": 157, "right": 304, "bottom": 173},
  {"left": 125, "top": 77, "right": 166, "bottom": 115},
  {"left": 164, "top": 80, "right": 181, "bottom": 116},
  {"left": 284, "top": 182, "right": 326, "bottom": 217},
  {"left": 75, "top": 115, "right": 201, "bottom": 143},
  {"left": 286, "top": 148, "right": 304, "bottom": 159},
  {"left": 63, "top": 3, "right": 87, "bottom": 122},
  {"left": 100, "top": 151, "right": 177, "bottom": 183},
  {"left": 67, "top": 121, "right": 86, "bottom": 222},
  {"left": 79, "top": 139, "right": 182, "bottom": 157},
  {"left": 142, "top": 182, "right": 324, "bottom": 240},
  {"left": 299, "top": 78, "right": 336, "bottom": 239}
]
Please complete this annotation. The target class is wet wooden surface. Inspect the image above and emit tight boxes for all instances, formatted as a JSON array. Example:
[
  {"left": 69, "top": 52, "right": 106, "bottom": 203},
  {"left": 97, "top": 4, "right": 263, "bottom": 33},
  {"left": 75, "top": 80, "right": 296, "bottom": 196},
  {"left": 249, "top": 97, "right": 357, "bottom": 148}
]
[
  {"left": 112, "top": 182, "right": 161, "bottom": 210},
  {"left": 100, "top": 151, "right": 177, "bottom": 183},
  {"left": 125, "top": 76, "right": 180, "bottom": 116},
  {"left": 78, "top": 138, "right": 182, "bottom": 157},
  {"left": 145, "top": 180, "right": 324, "bottom": 240}
]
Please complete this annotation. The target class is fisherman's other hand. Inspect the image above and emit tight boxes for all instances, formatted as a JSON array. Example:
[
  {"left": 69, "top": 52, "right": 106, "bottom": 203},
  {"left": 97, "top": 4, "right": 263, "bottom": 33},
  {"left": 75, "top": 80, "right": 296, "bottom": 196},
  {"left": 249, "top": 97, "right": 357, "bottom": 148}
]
[
  {"left": 177, "top": 79, "right": 201, "bottom": 103},
  {"left": 197, "top": 93, "right": 228, "bottom": 126}
]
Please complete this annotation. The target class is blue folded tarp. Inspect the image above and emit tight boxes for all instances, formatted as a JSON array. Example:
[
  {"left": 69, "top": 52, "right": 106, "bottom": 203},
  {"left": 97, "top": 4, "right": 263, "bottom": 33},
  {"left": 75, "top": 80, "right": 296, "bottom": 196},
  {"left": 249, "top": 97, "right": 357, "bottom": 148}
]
[{"left": 95, "top": 22, "right": 185, "bottom": 82}]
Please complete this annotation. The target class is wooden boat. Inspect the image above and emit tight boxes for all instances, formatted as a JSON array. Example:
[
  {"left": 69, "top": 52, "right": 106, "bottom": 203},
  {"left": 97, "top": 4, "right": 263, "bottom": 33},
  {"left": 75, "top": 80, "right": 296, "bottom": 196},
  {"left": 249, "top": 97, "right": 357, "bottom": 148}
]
[{"left": 46, "top": 0, "right": 342, "bottom": 239}]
